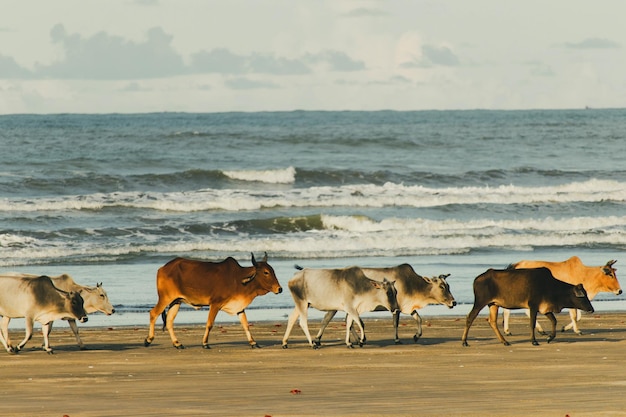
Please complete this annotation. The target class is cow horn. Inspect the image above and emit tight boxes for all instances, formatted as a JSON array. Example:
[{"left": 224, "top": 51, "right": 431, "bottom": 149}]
[
  {"left": 608, "top": 260, "right": 617, "bottom": 267},
  {"left": 251, "top": 252, "right": 257, "bottom": 267},
  {"left": 262, "top": 251, "right": 268, "bottom": 262}
]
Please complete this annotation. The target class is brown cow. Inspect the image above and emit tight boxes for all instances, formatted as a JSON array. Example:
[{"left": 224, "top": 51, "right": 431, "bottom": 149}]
[
  {"left": 503, "top": 257, "right": 620, "bottom": 334},
  {"left": 144, "top": 253, "right": 282, "bottom": 349},
  {"left": 461, "top": 267, "right": 594, "bottom": 347}
]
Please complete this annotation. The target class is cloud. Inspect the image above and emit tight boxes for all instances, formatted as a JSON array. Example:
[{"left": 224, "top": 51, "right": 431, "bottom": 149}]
[
  {"left": 341, "top": 8, "right": 388, "bottom": 18},
  {"left": 190, "top": 49, "right": 310, "bottom": 75},
  {"left": 304, "top": 50, "right": 366, "bottom": 71},
  {"left": 0, "top": 54, "right": 32, "bottom": 78},
  {"left": 565, "top": 38, "right": 620, "bottom": 49},
  {"left": 224, "top": 77, "right": 279, "bottom": 90},
  {"left": 400, "top": 44, "right": 460, "bottom": 68},
  {"left": 37, "top": 24, "right": 186, "bottom": 79},
  {"left": 421, "top": 45, "right": 460, "bottom": 66},
  {"left": 3, "top": 25, "right": 366, "bottom": 81}
]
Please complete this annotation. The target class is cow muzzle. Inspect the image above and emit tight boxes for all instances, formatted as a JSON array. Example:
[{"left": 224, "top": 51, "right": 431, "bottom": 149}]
[
  {"left": 615, "top": 289, "right": 623, "bottom": 295},
  {"left": 79, "top": 316, "right": 88, "bottom": 323}
]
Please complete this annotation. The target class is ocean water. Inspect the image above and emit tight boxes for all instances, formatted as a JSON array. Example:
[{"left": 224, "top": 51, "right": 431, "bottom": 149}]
[{"left": 1, "top": 109, "right": 625, "bottom": 331}]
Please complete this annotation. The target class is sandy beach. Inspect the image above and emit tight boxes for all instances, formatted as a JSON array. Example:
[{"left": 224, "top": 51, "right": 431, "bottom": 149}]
[{"left": 1, "top": 312, "right": 625, "bottom": 417}]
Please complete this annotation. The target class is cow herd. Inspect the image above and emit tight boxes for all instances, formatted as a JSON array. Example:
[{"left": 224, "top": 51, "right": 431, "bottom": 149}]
[{"left": 0, "top": 254, "right": 620, "bottom": 354}]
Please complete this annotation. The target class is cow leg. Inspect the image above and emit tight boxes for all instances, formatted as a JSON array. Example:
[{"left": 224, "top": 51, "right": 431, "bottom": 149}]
[
  {"left": 145, "top": 297, "right": 172, "bottom": 347},
  {"left": 314, "top": 310, "right": 337, "bottom": 347},
  {"left": 66, "top": 319, "right": 86, "bottom": 349},
  {"left": 523, "top": 308, "right": 546, "bottom": 334},
  {"left": 461, "top": 304, "right": 485, "bottom": 347},
  {"left": 16, "top": 318, "right": 34, "bottom": 352},
  {"left": 545, "top": 312, "right": 558, "bottom": 343},
  {"left": 562, "top": 309, "right": 583, "bottom": 334},
  {"left": 237, "top": 310, "right": 260, "bottom": 348},
  {"left": 529, "top": 309, "right": 540, "bottom": 346},
  {"left": 0, "top": 316, "right": 14, "bottom": 353},
  {"left": 200, "top": 306, "right": 220, "bottom": 349},
  {"left": 488, "top": 305, "right": 509, "bottom": 346},
  {"left": 41, "top": 323, "right": 54, "bottom": 354},
  {"left": 281, "top": 308, "right": 300, "bottom": 348},
  {"left": 502, "top": 308, "right": 512, "bottom": 336},
  {"left": 344, "top": 309, "right": 365, "bottom": 348},
  {"left": 410, "top": 310, "right": 423, "bottom": 343},
  {"left": 164, "top": 302, "right": 184, "bottom": 349}
]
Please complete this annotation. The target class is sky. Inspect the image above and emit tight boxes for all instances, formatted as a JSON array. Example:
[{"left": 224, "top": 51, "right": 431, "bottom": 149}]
[{"left": 1, "top": 0, "right": 625, "bottom": 114}]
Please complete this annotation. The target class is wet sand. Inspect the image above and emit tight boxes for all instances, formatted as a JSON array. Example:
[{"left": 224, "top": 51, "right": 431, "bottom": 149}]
[{"left": 1, "top": 312, "right": 626, "bottom": 416}]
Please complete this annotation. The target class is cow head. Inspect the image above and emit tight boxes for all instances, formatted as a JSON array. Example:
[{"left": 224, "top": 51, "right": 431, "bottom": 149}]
[
  {"left": 572, "top": 284, "right": 594, "bottom": 313},
  {"left": 372, "top": 278, "right": 399, "bottom": 314},
  {"left": 424, "top": 273, "right": 457, "bottom": 309},
  {"left": 602, "top": 260, "right": 622, "bottom": 295},
  {"left": 64, "top": 291, "right": 89, "bottom": 323},
  {"left": 81, "top": 283, "right": 115, "bottom": 315},
  {"left": 242, "top": 252, "right": 283, "bottom": 295}
]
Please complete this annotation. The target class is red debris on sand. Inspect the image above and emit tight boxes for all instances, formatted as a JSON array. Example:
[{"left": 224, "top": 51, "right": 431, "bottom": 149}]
[
  {"left": 274, "top": 323, "right": 282, "bottom": 327},
  {"left": 290, "top": 389, "right": 302, "bottom": 395}
]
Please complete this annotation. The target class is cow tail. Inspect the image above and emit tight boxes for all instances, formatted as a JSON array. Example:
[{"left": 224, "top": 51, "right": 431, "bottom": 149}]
[{"left": 161, "top": 306, "right": 168, "bottom": 331}]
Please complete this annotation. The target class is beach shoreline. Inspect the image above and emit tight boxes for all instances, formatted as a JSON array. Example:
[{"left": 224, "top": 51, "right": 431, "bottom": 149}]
[{"left": 2, "top": 313, "right": 626, "bottom": 416}]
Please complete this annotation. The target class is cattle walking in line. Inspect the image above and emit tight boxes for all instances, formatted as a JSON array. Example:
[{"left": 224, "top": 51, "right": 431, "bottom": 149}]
[
  {"left": 461, "top": 267, "right": 594, "bottom": 347},
  {"left": 281, "top": 266, "right": 399, "bottom": 349},
  {"left": 0, "top": 275, "right": 88, "bottom": 354},
  {"left": 313, "top": 265, "right": 456, "bottom": 345},
  {"left": 144, "top": 252, "right": 282, "bottom": 350},
  {"left": 1, "top": 273, "right": 115, "bottom": 350},
  {"left": 502, "top": 257, "right": 620, "bottom": 335}
]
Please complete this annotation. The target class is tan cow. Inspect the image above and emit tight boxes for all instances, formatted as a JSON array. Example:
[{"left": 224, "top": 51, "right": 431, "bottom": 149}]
[
  {"left": 144, "top": 252, "right": 282, "bottom": 350},
  {"left": 503, "top": 257, "right": 620, "bottom": 335}
]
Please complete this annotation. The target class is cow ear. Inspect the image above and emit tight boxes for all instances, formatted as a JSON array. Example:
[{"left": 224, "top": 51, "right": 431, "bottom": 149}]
[
  {"left": 262, "top": 251, "right": 268, "bottom": 262},
  {"left": 370, "top": 280, "right": 383, "bottom": 289},
  {"left": 423, "top": 276, "right": 434, "bottom": 284},
  {"left": 574, "top": 284, "right": 586, "bottom": 298},
  {"left": 439, "top": 273, "right": 451, "bottom": 279},
  {"left": 242, "top": 274, "right": 256, "bottom": 285}
]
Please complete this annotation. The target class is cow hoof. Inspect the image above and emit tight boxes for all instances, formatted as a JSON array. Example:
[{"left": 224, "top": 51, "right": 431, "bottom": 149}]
[
  {"left": 504, "top": 331, "right": 512, "bottom": 336},
  {"left": 313, "top": 340, "right": 321, "bottom": 347},
  {"left": 547, "top": 337, "right": 555, "bottom": 344},
  {"left": 347, "top": 344, "right": 354, "bottom": 349},
  {"left": 174, "top": 344, "right": 185, "bottom": 350},
  {"left": 532, "top": 341, "right": 540, "bottom": 346},
  {"left": 46, "top": 350, "right": 54, "bottom": 355},
  {"left": 202, "top": 344, "right": 211, "bottom": 350},
  {"left": 143, "top": 339, "right": 152, "bottom": 347},
  {"left": 282, "top": 344, "right": 288, "bottom": 349},
  {"left": 413, "top": 335, "right": 420, "bottom": 343},
  {"left": 462, "top": 341, "right": 469, "bottom": 347},
  {"left": 503, "top": 341, "right": 511, "bottom": 346},
  {"left": 251, "top": 344, "right": 261, "bottom": 349}
]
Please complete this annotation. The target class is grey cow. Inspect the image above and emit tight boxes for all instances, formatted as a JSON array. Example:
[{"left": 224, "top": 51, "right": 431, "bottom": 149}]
[
  {"left": 313, "top": 264, "right": 456, "bottom": 345},
  {"left": 282, "top": 266, "right": 399, "bottom": 349}
]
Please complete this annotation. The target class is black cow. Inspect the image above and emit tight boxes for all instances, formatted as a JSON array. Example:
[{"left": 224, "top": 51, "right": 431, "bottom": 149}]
[{"left": 461, "top": 267, "right": 594, "bottom": 346}]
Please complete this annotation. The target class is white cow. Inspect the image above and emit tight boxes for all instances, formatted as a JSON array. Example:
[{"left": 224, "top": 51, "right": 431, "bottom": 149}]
[
  {"left": 0, "top": 275, "right": 88, "bottom": 354},
  {"left": 282, "top": 266, "right": 399, "bottom": 349},
  {"left": 1, "top": 273, "right": 114, "bottom": 349}
]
